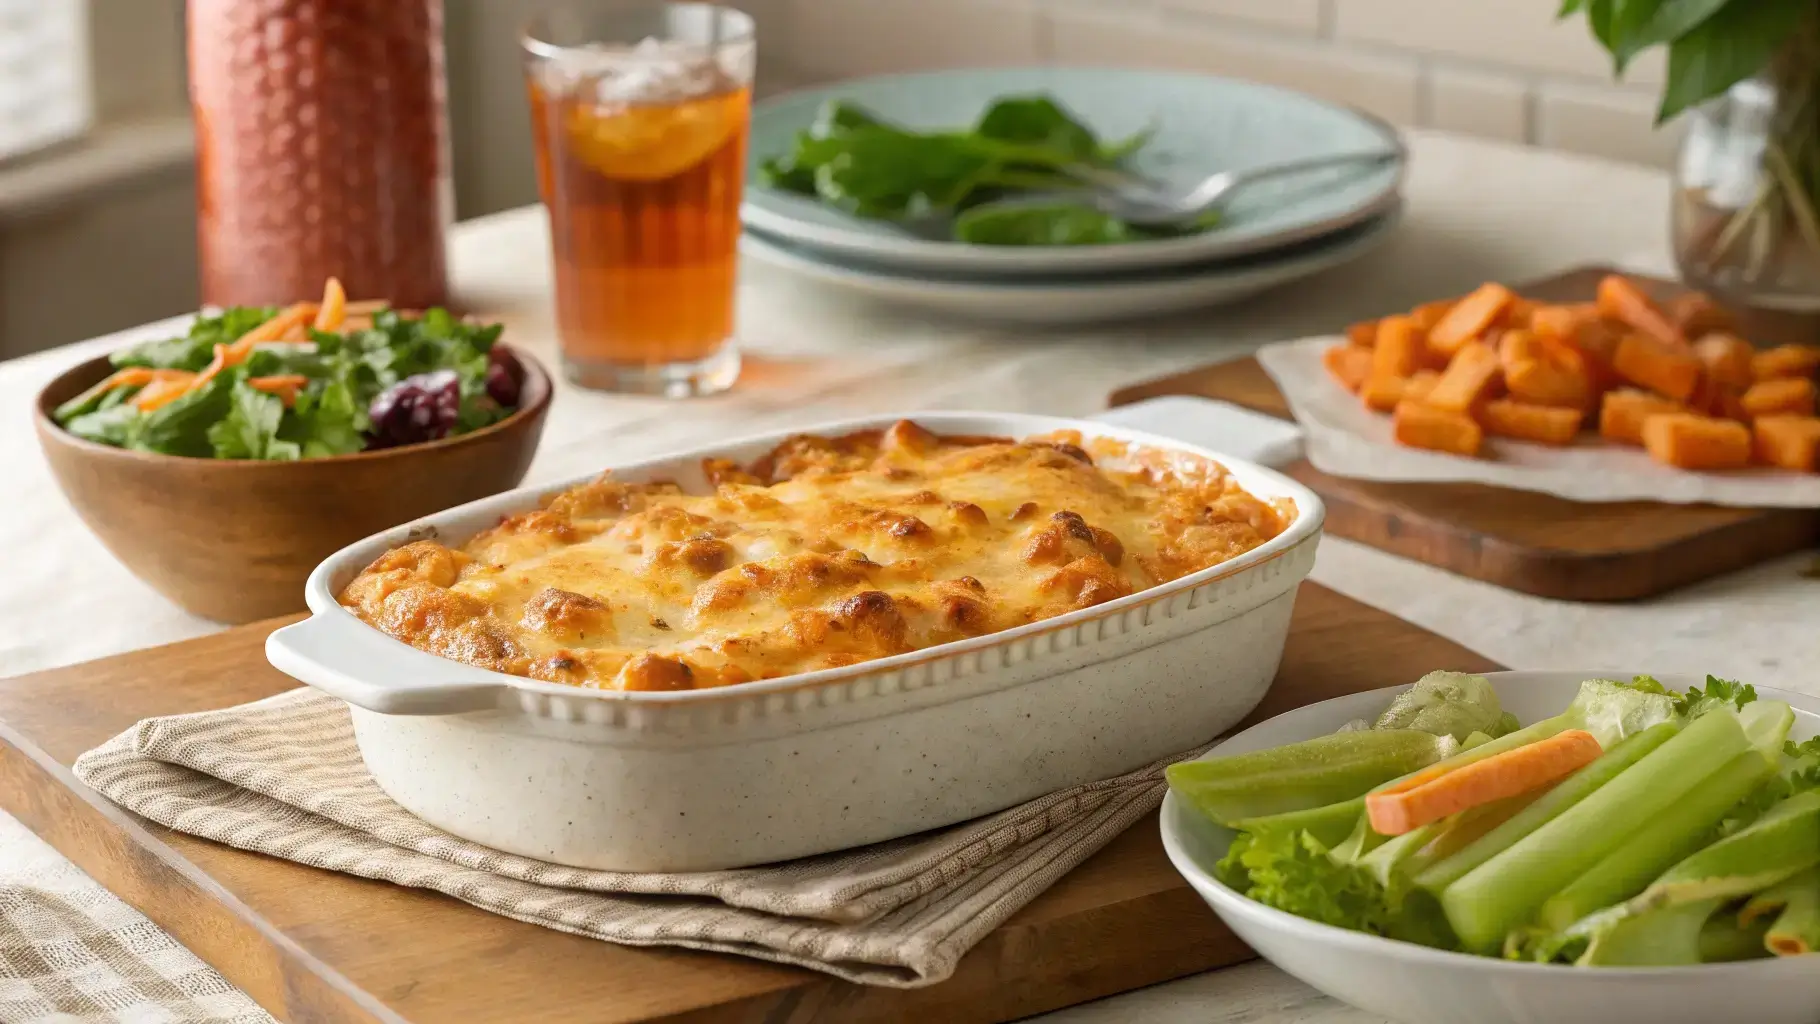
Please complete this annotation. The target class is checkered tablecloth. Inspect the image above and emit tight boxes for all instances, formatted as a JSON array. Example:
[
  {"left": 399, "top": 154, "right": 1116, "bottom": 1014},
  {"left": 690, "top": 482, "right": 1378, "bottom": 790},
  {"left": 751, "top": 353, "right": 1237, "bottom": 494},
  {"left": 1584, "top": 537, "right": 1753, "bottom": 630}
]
[{"left": 0, "top": 815, "right": 273, "bottom": 1023}]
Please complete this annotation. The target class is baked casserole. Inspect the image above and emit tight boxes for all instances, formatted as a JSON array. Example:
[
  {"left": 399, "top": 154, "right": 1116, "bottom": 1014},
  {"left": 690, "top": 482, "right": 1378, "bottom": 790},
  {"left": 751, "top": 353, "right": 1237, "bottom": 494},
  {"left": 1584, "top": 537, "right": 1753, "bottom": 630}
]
[{"left": 339, "top": 419, "right": 1295, "bottom": 691}]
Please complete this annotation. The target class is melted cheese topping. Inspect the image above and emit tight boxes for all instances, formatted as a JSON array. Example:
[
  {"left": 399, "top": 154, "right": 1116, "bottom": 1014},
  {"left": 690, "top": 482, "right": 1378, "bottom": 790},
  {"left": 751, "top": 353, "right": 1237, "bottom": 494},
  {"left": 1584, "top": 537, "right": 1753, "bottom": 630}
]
[{"left": 338, "top": 420, "right": 1295, "bottom": 691}]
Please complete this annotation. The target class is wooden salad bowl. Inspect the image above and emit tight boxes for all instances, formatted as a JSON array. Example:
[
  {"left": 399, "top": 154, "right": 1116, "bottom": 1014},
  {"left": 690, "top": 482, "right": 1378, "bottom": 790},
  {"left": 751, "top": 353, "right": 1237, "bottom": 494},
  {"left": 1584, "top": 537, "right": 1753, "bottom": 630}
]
[{"left": 33, "top": 344, "right": 552, "bottom": 624}]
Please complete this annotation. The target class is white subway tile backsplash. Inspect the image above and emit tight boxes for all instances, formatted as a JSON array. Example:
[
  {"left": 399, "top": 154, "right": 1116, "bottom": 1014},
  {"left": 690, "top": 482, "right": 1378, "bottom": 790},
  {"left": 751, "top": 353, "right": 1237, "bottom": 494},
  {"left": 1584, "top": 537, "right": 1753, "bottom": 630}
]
[
  {"left": 1425, "top": 66, "right": 1529, "bottom": 144},
  {"left": 1536, "top": 81, "right": 1683, "bottom": 169},
  {"left": 781, "top": 0, "right": 1042, "bottom": 81},
  {"left": 1332, "top": 0, "right": 1664, "bottom": 87},
  {"left": 757, "top": 0, "right": 1683, "bottom": 171},
  {"left": 1160, "top": 0, "right": 1324, "bottom": 35},
  {"left": 1048, "top": 10, "right": 1421, "bottom": 125}
]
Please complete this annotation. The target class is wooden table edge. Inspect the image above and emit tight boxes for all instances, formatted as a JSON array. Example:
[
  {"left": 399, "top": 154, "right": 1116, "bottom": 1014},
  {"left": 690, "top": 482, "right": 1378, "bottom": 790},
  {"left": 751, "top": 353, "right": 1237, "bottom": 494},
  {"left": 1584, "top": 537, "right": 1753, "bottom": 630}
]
[{"left": 0, "top": 714, "right": 404, "bottom": 1024}]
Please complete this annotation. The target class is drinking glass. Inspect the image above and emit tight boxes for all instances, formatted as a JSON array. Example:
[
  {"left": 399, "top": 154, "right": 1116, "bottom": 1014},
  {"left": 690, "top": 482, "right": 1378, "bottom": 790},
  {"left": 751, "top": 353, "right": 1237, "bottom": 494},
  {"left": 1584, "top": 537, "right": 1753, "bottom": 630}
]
[{"left": 522, "top": 2, "right": 754, "bottom": 396}]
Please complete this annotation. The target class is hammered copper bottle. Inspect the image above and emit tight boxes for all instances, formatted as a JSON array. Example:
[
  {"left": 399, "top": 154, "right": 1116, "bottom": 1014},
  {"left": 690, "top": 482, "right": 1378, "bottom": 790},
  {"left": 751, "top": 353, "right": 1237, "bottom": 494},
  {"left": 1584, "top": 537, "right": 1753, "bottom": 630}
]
[{"left": 188, "top": 0, "right": 452, "bottom": 309}]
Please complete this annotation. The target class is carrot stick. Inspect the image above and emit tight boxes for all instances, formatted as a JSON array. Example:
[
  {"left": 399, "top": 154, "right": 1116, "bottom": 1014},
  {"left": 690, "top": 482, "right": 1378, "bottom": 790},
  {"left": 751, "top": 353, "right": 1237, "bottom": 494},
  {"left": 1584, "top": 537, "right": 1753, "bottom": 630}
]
[
  {"left": 313, "top": 277, "right": 347, "bottom": 332},
  {"left": 1429, "top": 283, "right": 1514, "bottom": 357},
  {"left": 343, "top": 299, "right": 389, "bottom": 316},
  {"left": 225, "top": 302, "right": 316, "bottom": 361},
  {"left": 1597, "top": 274, "right": 1684, "bottom": 348},
  {"left": 1365, "top": 729, "right": 1604, "bottom": 836}
]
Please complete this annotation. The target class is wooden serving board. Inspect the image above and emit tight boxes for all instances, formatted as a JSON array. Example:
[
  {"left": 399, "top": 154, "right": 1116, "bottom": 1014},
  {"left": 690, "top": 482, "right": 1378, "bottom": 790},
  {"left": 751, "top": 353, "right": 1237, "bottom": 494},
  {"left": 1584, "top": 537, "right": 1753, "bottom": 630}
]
[
  {"left": 1112, "top": 266, "right": 1820, "bottom": 602},
  {"left": 0, "top": 583, "right": 1494, "bottom": 1024}
]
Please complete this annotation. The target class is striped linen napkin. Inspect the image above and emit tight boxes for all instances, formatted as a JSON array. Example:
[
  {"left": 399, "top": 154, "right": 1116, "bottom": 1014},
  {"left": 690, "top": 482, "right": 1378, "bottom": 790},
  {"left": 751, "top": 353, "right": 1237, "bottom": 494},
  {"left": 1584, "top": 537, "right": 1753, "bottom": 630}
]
[{"left": 73, "top": 689, "right": 1201, "bottom": 988}]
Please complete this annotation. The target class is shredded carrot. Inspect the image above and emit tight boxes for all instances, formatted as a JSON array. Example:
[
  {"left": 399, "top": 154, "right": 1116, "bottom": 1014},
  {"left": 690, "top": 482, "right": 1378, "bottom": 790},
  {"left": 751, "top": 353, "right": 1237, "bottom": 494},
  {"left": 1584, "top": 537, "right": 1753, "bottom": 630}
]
[
  {"left": 1597, "top": 275, "right": 1684, "bottom": 348},
  {"left": 92, "top": 367, "right": 158, "bottom": 393},
  {"left": 313, "top": 277, "right": 347, "bottom": 332},
  {"left": 190, "top": 343, "right": 232, "bottom": 392},
  {"left": 224, "top": 302, "right": 317, "bottom": 362},
  {"left": 247, "top": 374, "right": 308, "bottom": 406},
  {"left": 342, "top": 298, "right": 388, "bottom": 317},
  {"left": 131, "top": 374, "right": 199, "bottom": 411},
  {"left": 1365, "top": 729, "right": 1604, "bottom": 836}
]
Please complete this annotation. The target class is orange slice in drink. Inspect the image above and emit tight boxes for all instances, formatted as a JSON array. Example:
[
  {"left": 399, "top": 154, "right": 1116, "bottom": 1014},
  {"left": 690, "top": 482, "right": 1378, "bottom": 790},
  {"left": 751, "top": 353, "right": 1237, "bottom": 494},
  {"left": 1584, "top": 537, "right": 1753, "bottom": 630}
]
[{"left": 564, "top": 91, "right": 743, "bottom": 182}]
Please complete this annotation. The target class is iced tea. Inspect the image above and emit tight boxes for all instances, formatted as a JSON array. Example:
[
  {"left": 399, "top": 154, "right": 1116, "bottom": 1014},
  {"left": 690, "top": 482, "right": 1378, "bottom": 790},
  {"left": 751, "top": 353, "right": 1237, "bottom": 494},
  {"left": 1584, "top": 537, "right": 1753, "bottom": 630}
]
[{"left": 523, "top": 4, "right": 754, "bottom": 396}]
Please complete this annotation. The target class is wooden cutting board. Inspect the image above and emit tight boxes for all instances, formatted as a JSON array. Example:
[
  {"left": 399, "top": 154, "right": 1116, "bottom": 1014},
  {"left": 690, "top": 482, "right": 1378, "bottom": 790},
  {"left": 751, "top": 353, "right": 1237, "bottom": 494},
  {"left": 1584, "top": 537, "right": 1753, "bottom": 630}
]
[
  {"left": 0, "top": 583, "right": 1494, "bottom": 1024},
  {"left": 1112, "top": 266, "right": 1820, "bottom": 602}
]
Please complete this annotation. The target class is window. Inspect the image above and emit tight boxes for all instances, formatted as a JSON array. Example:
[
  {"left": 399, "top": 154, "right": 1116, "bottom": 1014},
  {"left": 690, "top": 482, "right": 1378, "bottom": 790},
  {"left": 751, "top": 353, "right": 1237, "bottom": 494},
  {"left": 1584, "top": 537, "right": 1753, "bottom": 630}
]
[{"left": 0, "top": 0, "right": 93, "bottom": 162}]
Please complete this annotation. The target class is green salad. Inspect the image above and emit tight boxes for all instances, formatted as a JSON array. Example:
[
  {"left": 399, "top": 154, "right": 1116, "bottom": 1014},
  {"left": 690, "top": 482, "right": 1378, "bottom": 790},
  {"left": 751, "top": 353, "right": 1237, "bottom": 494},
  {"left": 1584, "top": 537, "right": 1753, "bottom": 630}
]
[
  {"left": 1170, "top": 671, "right": 1820, "bottom": 965},
  {"left": 52, "top": 298, "right": 522, "bottom": 461},
  {"left": 758, "top": 94, "right": 1218, "bottom": 246}
]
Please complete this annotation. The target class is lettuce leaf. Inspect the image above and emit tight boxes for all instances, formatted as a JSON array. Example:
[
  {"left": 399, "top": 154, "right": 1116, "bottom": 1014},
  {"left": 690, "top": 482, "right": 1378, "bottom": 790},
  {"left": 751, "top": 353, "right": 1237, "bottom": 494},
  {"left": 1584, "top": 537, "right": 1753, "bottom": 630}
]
[
  {"left": 1218, "top": 826, "right": 1455, "bottom": 948},
  {"left": 111, "top": 306, "right": 280, "bottom": 372}
]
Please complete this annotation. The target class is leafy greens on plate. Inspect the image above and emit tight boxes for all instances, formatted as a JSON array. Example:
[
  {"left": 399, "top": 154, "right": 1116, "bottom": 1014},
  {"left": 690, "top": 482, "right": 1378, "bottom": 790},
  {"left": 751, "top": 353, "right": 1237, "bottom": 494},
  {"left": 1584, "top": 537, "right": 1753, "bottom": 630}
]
[
  {"left": 53, "top": 279, "right": 525, "bottom": 461},
  {"left": 1169, "top": 670, "right": 1820, "bottom": 965},
  {"left": 757, "top": 94, "right": 1215, "bottom": 247}
]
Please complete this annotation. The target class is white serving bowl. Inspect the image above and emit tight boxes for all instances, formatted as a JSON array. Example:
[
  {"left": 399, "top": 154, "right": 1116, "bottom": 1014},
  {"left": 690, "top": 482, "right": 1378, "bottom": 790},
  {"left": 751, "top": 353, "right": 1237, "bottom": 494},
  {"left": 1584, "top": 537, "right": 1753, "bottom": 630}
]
[{"left": 1160, "top": 671, "right": 1820, "bottom": 1024}]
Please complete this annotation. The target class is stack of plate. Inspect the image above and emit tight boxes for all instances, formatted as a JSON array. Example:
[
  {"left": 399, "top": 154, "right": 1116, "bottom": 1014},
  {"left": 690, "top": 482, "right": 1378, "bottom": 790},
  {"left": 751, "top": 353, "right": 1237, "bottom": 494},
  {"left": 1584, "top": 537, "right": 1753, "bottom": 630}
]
[{"left": 740, "top": 68, "right": 1406, "bottom": 326}]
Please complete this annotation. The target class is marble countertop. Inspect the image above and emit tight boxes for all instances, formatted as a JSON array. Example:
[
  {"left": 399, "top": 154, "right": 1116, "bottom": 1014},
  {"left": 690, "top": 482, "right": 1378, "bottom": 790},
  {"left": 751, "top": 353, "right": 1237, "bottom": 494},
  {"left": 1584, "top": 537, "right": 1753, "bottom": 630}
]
[{"left": 1, "top": 129, "right": 1813, "bottom": 1024}]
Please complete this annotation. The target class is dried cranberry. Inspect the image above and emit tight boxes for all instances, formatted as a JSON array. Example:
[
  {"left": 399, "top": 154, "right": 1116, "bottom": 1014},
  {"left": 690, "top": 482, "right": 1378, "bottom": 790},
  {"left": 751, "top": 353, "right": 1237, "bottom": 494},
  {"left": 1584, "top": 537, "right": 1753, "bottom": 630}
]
[
  {"left": 367, "top": 369, "right": 461, "bottom": 448},
  {"left": 485, "top": 346, "right": 524, "bottom": 408}
]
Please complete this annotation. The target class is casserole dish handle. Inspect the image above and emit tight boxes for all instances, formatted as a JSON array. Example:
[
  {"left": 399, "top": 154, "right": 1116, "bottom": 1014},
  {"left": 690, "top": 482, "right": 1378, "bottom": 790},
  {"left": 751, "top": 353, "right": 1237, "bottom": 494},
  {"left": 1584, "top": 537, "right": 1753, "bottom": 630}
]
[
  {"left": 1090, "top": 396, "right": 1303, "bottom": 467},
  {"left": 266, "top": 614, "right": 509, "bottom": 715}
]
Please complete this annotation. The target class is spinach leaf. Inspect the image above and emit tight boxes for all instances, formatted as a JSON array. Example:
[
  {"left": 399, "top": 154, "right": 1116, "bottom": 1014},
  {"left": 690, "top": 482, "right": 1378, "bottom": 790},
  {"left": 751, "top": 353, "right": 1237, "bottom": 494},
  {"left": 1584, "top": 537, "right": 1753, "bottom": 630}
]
[
  {"left": 207, "top": 378, "right": 301, "bottom": 461},
  {"left": 111, "top": 306, "right": 280, "bottom": 371},
  {"left": 282, "top": 376, "right": 367, "bottom": 459},
  {"left": 813, "top": 98, "right": 892, "bottom": 137},
  {"left": 973, "top": 95, "right": 1100, "bottom": 161},
  {"left": 954, "top": 201, "right": 1220, "bottom": 247},
  {"left": 124, "top": 375, "right": 234, "bottom": 457},
  {"left": 755, "top": 91, "right": 1173, "bottom": 242},
  {"left": 954, "top": 202, "right": 1151, "bottom": 245},
  {"left": 812, "top": 130, "right": 999, "bottom": 218},
  {"left": 63, "top": 403, "right": 140, "bottom": 447}
]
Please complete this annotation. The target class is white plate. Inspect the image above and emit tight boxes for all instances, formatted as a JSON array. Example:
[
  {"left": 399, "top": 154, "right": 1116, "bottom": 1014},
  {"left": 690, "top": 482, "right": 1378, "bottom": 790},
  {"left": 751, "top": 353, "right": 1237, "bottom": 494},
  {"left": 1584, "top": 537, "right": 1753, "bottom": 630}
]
[
  {"left": 1160, "top": 671, "right": 1820, "bottom": 1024},
  {"left": 740, "top": 205, "right": 1402, "bottom": 326},
  {"left": 744, "top": 67, "right": 1405, "bottom": 277}
]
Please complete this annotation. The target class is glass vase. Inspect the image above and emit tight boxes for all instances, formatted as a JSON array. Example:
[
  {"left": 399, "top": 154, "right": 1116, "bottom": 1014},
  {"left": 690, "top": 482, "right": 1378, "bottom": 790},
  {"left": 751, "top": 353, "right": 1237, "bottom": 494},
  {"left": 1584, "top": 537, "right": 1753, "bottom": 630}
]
[{"left": 1672, "top": 37, "right": 1820, "bottom": 344}]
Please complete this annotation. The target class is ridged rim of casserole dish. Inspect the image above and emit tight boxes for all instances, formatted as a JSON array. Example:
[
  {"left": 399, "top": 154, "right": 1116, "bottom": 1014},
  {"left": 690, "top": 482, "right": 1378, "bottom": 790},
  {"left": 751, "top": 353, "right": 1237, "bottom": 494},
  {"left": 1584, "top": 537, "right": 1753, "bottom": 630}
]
[{"left": 291, "top": 410, "right": 1327, "bottom": 707}]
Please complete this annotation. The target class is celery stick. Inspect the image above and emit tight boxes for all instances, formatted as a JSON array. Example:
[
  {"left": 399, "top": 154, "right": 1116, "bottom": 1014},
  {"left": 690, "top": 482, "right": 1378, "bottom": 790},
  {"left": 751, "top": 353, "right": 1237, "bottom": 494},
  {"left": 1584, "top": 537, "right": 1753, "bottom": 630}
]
[
  {"left": 1579, "top": 897, "right": 1724, "bottom": 966},
  {"left": 1404, "top": 791, "right": 1540, "bottom": 878},
  {"left": 1166, "top": 729, "right": 1449, "bottom": 825},
  {"left": 1537, "top": 750, "right": 1772, "bottom": 932},
  {"left": 1234, "top": 798, "right": 1363, "bottom": 850},
  {"left": 1362, "top": 794, "right": 1537, "bottom": 887},
  {"left": 1648, "top": 790, "right": 1820, "bottom": 902},
  {"left": 1765, "top": 866, "right": 1820, "bottom": 955},
  {"left": 1415, "top": 721, "right": 1681, "bottom": 893},
  {"left": 1700, "top": 908, "right": 1773, "bottom": 962},
  {"left": 1440, "top": 710, "right": 1751, "bottom": 952}
]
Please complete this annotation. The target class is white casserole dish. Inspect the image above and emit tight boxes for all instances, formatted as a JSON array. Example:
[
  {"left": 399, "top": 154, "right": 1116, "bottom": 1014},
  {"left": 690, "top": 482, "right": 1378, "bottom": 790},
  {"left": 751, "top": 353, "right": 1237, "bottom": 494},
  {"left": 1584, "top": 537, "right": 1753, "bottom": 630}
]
[{"left": 267, "top": 407, "right": 1325, "bottom": 872}]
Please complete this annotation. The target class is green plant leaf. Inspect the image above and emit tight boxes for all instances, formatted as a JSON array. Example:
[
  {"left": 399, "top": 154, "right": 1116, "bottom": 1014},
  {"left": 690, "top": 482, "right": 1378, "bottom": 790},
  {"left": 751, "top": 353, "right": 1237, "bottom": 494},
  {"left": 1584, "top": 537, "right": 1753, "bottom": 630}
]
[
  {"left": 1588, "top": 0, "right": 1621, "bottom": 52},
  {"left": 1659, "top": 0, "right": 1811, "bottom": 123},
  {"left": 1615, "top": 0, "right": 1731, "bottom": 70},
  {"left": 1558, "top": 0, "right": 1589, "bottom": 16},
  {"left": 1605, "top": 0, "right": 1666, "bottom": 73}
]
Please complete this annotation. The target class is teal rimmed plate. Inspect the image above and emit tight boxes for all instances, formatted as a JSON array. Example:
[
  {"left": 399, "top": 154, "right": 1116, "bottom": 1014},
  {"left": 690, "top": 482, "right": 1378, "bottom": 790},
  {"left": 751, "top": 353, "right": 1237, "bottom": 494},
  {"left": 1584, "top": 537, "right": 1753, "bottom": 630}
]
[{"left": 744, "top": 67, "right": 1404, "bottom": 278}]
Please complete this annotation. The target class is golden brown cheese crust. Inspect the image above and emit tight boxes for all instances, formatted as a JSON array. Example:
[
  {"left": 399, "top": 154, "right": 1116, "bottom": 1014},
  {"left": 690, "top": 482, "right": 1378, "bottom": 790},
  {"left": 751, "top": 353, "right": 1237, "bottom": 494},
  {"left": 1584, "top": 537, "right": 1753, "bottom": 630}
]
[{"left": 339, "top": 421, "right": 1294, "bottom": 691}]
